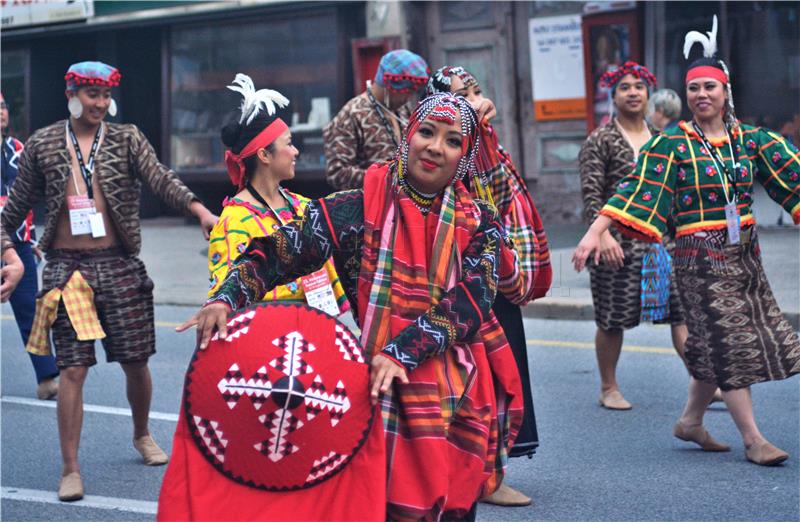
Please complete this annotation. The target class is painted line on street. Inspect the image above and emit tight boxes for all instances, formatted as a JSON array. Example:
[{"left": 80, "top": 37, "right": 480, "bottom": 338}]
[
  {"left": 1, "top": 486, "right": 157, "bottom": 514},
  {"left": 527, "top": 338, "right": 675, "bottom": 355},
  {"left": 1, "top": 396, "right": 179, "bottom": 422},
  {"left": 4, "top": 314, "right": 676, "bottom": 355}
]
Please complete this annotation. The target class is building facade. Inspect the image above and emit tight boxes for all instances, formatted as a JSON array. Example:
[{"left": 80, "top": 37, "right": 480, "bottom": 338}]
[{"left": 2, "top": 1, "right": 797, "bottom": 222}]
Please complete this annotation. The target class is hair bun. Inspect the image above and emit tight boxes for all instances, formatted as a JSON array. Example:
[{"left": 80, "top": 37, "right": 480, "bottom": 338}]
[{"left": 221, "top": 121, "right": 243, "bottom": 149}]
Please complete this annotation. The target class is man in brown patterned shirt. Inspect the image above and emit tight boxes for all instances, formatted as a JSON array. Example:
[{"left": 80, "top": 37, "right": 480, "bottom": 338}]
[
  {"left": 0, "top": 62, "right": 217, "bottom": 502},
  {"left": 323, "top": 49, "right": 429, "bottom": 190}
]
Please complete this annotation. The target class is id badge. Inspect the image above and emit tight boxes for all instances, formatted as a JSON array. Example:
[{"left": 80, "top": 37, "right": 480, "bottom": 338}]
[
  {"left": 89, "top": 212, "right": 107, "bottom": 238},
  {"left": 67, "top": 195, "right": 94, "bottom": 236},
  {"left": 301, "top": 268, "right": 340, "bottom": 317},
  {"left": 724, "top": 201, "right": 741, "bottom": 245}
]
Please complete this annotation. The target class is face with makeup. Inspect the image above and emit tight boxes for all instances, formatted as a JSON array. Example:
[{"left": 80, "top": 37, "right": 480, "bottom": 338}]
[
  {"left": 256, "top": 129, "right": 298, "bottom": 182},
  {"left": 406, "top": 114, "right": 465, "bottom": 194},
  {"left": 686, "top": 77, "right": 726, "bottom": 123},
  {"left": 66, "top": 86, "right": 112, "bottom": 127},
  {"left": 449, "top": 75, "right": 483, "bottom": 107}
]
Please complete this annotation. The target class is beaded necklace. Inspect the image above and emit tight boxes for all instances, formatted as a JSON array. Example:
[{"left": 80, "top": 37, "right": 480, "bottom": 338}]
[{"left": 397, "top": 161, "right": 438, "bottom": 213}]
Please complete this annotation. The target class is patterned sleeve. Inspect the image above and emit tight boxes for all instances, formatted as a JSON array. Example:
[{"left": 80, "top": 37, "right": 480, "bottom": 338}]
[
  {"left": 128, "top": 125, "right": 199, "bottom": 213},
  {"left": 1, "top": 137, "right": 43, "bottom": 252},
  {"left": 380, "top": 202, "right": 503, "bottom": 372},
  {"left": 322, "top": 108, "right": 365, "bottom": 190},
  {"left": 599, "top": 134, "right": 677, "bottom": 243},
  {"left": 207, "top": 212, "right": 251, "bottom": 298},
  {"left": 579, "top": 130, "right": 609, "bottom": 223},
  {"left": 494, "top": 148, "right": 550, "bottom": 304},
  {"left": 208, "top": 191, "right": 364, "bottom": 310},
  {"left": 752, "top": 127, "right": 800, "bottom": 224}
]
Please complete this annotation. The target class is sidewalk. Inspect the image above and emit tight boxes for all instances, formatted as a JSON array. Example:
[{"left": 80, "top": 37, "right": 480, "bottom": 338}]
[
  {"left": 140, "top": 218, "right": 800, "bottom": 329},
  {"left": 526, "top": 223, "right": 800, "bottom": 330}
]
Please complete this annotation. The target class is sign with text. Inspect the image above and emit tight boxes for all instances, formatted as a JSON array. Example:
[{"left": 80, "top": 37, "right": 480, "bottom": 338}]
[
  {"left": 1, "top": 0, "right": 94, "bottom": 29},
  {"left": 529, "top": 14, "right": 586, "bottom": 121}
]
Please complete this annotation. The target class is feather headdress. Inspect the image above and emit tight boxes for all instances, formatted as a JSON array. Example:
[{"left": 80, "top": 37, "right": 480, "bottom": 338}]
[
  {"left": 227, "top": 73, "right": 289, "bottom": 125},
  {"left": 683, "top": 15, "right": 718, "bottom": 60}
]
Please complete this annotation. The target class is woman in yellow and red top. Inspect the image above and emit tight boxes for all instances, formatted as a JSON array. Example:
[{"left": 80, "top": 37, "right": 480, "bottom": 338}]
[
  {"left": 207, "top": 74, "right": 347, "bottom": 313},
  {"left": 573, "top": 16, "right": 800, "bottom": 467}
]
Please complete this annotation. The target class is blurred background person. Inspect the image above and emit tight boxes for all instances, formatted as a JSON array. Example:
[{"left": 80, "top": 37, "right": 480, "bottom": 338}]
[
  {"left": 1, "top": 91, "right": 59, "bottom": 400},
  {"left": 323, "top": 49, "right": 428, "bottom": 190},
  {"left": 648, "top": 88, "right": 682, "bottom": 131}
]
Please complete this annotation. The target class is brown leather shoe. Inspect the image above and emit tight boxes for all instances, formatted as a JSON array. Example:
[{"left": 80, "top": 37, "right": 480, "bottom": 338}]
[
  {"left": 673, "top": 422, "right": 730, "bottom": 452},
  {"left": 58, "top": 472, "right": 84, "bottom": 502},
  {"left": 598, "top": 390, "right": 632, "bottom": 410},
  {"left": 133, "top": 434, "right": 169, "bottom": 466},
  {"left": 36, "top": 378, "right": 58, "bottom": 400},
  {"left": 480, "top": 483, "right": 532, "bottom": 507},
  {"left": 746, "top": 441, "right": 789, "bottom": 466}
]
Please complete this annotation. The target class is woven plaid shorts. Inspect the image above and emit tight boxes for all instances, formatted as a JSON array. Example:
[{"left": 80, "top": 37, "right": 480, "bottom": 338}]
[{"left": 42, "top": 247, "right": 156, "bottom": 368}]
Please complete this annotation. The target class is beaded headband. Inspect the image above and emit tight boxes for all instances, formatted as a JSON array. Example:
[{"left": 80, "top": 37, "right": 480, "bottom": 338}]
[{"left": 398, "top": 93, "right": 480, "bottom": 186}]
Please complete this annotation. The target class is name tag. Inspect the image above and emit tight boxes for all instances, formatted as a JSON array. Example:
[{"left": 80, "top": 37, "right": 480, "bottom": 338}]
[
  {"left": 725, "top": 201, "right": 740, "bottom": 245},
  {"left": 89, "top": 212, "right": 107, "bottom": 238},
  {"left": 68, "top": 195, "right": 94, "bottom": 236},
  {"left": 301, "top": 268, "right": 340, "bottom": 317}
]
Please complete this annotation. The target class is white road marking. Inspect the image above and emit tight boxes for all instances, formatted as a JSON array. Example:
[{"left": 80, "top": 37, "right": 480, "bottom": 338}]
[
  {"left": 1, "top": 396, "right": 178, "bottom": 422},
  {"left": 1, "top": 487, "right": 157, "bottom": 514}
]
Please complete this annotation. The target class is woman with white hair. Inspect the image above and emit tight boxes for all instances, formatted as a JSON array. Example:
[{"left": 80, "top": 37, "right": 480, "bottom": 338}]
[{"left": 649, "top": 88, "right": 682, "bottom": 130}]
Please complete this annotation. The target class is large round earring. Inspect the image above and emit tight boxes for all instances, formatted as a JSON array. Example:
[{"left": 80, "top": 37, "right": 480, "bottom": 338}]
[
  {"left": 67, "top": 97, "right": 83, "bottom": 119},
  {"left": 108, "top": 98, "right": 118, "bottom": 117}
]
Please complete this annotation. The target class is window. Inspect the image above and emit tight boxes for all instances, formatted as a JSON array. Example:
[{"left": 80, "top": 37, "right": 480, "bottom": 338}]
[
  {"left": 169, "top": 12, "right": 340, "bottom": 174},
  {"left": 1, "top": 49, "right": 30, "bottom": 140}
]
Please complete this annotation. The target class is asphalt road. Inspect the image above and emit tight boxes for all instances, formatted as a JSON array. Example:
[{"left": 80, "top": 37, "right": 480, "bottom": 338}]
[{"left": 2, "top": 306, "right": 798, "bottom": 521}]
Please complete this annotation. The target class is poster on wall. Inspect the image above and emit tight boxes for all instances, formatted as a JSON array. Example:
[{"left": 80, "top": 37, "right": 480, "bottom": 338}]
[
  {"left": 529, "top": 14, "right": 586, "bottom": 121},
  {"left": 580, "top": 7, "right": 642, "bottom": 131},
  {"left": 1, "top": 0, "right": 94, "bottom": 29}
]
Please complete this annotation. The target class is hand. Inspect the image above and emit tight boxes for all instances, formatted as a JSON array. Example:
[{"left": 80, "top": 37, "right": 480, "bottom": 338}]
[
  {"left": 190, "top": 201, "right": 219, "bottom": 240},
  {"left": 32, "top": 245, "right": 44, "bottom": 262},
  {"left": 472, "top": 98, "right": 497, "bottom": 124},
  {"left": 572, "top": 229, "right": 602, "bottom": 273},
  {"left": 0, "top": 248, "right": 24, "bottom": 302},
  {"left": 599, "top": 230, "right": 625, "bottom": 270},
  {"left": 369, "top": 354, "right": 409, "bottom": 405},
  {"left": 176, "top": 302, "right": 230, "bottom": 349}
]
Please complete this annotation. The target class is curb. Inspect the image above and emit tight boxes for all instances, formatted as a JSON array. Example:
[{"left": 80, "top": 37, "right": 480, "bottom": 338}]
[
  {"left": 159, "top": 295, "right": 800, "bottom": 332},
  {"left": 522, "top": 299, "right": 800, "bottom": 331}
]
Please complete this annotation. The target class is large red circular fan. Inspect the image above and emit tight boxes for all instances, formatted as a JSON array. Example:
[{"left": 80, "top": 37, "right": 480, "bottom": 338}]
[{"left": 184, "top": 302, "right": 373, "bottom": 490}]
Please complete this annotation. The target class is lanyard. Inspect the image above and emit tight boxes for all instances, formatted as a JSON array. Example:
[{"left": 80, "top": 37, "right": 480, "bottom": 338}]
[
  {"left": 692, "top": 121, "right": 738, "bottom": 204},
  {"left": 67, "top": 121, "right": 103, "bottom": 200},
  {"left": 245, "top": 182, "right": 298, "bottom": 225},
  {"left": 365, "top": 86, "right": 401, "bottom": 150}
]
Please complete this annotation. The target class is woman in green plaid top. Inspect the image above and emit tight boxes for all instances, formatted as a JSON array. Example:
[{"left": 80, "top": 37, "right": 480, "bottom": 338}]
[{"left": 573, "top": 17, "right": 800, "bottom": 466}]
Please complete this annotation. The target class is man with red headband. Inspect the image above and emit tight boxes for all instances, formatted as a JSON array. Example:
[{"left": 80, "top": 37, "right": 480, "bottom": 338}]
[
  {"left": 0, "top": 61, "right": 217, "bottom": 501},
  {"left": 323, "top": 49, "right": 429, "bottom": 190}
]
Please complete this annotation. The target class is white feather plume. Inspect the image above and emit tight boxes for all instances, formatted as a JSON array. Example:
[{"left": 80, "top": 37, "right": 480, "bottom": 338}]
[
  {"left": 683, "top": 15, "right": 718, "bottom": 60},
  {"left": 227, "top": 73, "right": 290, "bottom": 125}
]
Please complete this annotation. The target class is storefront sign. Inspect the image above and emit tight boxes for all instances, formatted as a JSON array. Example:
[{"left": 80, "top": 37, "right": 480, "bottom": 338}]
[
  {"left": 1, "top": 0, "right": 94, "bottom": 29},
  {"left": 529, "top": 14, "right": 586, "bottom": 121}
]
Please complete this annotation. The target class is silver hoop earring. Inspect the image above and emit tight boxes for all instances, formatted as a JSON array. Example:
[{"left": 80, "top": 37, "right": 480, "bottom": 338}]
[
  {"left": 68, "top": 97, "right": 83, "bottom": 119},
  {"left": 108, "top": 98, "right": 117, "bottom": 117}
]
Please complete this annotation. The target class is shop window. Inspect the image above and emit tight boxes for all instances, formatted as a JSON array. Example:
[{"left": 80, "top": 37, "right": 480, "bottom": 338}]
[
  {"left": 169, "top": 14, "right": 340, "bottom": 175},
  {"left": 1, "top": 49, "right": 30, "bottom": 140}
]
